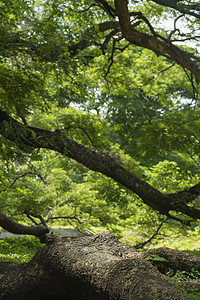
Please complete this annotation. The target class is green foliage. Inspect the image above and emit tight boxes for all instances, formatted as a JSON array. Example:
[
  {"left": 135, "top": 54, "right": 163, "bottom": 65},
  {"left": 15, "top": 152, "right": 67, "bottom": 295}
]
[
  {"left": 0, "top": 236, "right": 43, "bottom": 263},
  {"left": 146, "top": 160, "right": 199, "bottom": 193},
  {"left": 145, "top": 254, "right": 167, "bottom": 262},
  {"left": 0, "top": 0, "right": 200, "bottom": 264},
  {"left": 173, "top": 283, "right": 200, "bottom": 299},
  {"left": 167, "top": 268, "right": 200, "bottom": 281}
]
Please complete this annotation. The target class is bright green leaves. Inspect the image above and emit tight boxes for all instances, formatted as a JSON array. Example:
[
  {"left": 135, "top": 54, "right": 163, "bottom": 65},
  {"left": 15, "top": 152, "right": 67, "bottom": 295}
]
[
  {"left": 145, "top": 160, "right": 200, "bottom": 194},
  {"left": 30, "top": 106, "right": 112, "bottom": 151},
  {"left": 139, "top": 106, "right": 200, "bottom": 171},
  {"left": 0, "top": 61, "right": 49, "bottom": 115},
  {"left": 0, "top": 0, "right": 200, "bottom": 245},
  {"left": 145, "top": 254, "right": 167, "bottom": 262},
  {"left": 57, "top": 107, "right": 111, "bottom": 149},
  {"left": 0, "top": 0, "right": 98, "bottom": 118}
]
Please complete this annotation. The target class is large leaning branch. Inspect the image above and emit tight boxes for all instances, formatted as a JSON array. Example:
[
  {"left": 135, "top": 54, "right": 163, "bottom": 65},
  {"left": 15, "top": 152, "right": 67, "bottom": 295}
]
[
  {"left": 114, "top": 0, "right": 200, "bottom": 83},
  {"left": 0, "top": 108, "right": 200, "bottom": 220}
]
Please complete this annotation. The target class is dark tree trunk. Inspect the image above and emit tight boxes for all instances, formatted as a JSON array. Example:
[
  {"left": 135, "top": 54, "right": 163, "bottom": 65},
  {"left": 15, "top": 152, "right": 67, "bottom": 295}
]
[{"left": 0, "top": 232, "right": 199, "bottom": 300}]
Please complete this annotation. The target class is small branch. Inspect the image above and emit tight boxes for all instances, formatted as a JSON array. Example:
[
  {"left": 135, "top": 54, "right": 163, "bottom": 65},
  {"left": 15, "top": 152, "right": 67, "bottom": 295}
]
[
  {"left": 190, "top": 72, "right": 198, "bottom": 99},
  {"left": 101, "top": 29, "right": 119, "bottom": 54},
  {"left": 169, "top": 182, "right": 200, "bottom": 201},
  {"left": 95, "top": 0, "right": 116, "bottom": 17},
  {"left": 0, "top": 172, "right": 47, "bottom": 193},
  {"left": 150, "top": 0, "right": 200, "bottom": 19},
  {"left": 165, "top": 212, "right": 194, "bottom": 226},
  {"left": 115, "top": 43, "right": 129, "bottom": 52},
  {"left": 130, "top": 11, "right": 166, "bottom": 41},
  {"left": 167, "top": 14, "right": 184, "bottom": 41},
  {"left": 80, "top": 3, "right": 98, "bottom": 13},
  {"left": 24, "top": 208, "right": 49, "bottom": 229},
  {"left": 103, "top": 39, "right": 116, "bottom": 78},
  {"left": 64, "top": 126, "right": 97, "bottom": 148},
  {"left": 135, "top": 217, "right": 168, "bottom": 249},
  {"left": 158, "top": 62, "right": 176, "bottom": 74},
  {"left": 171, "top": 36, "right": 200, "bottom": 43}
]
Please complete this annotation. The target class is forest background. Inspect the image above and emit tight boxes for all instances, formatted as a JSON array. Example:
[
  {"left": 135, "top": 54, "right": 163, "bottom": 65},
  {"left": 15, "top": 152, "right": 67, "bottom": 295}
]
[{"left": 0, "top": 0, "right": 200, "bottom": 265}]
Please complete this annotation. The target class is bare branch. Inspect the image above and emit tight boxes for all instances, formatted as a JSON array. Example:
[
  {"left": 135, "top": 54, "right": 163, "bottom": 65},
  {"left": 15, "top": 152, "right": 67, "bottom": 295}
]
[
  {"left": 158, "top": 62, "right": 176, "bottom": 74},
  {"left": 135, "top": 217, "right": 168, "bottom": 249},
  {"left": 80, "top": 3, "right": 98, "bottom": 13},
  {"left": 167, "top": 13, "right": 184, "bottom": 41},
  {"left": 24, "top": 208, "right": 49, "bottom": 229},
  {"left": 94, "top": 0, "right": 116, "bottom": 17},
  {"left": 150, "top": 0, "right": 200, "bottom": 19},
  {"left": 64, "top": 125, "right": 98, "bottom": 148},
  {"left": 101, "top": 29, "right": 119, "bottom": 54},
  {"left": 103, "top": 39, "right": 116, "bottom": 78},
  {"left": 130, "top": 11, "right": 166, "bottom": 41},
  {"left": 0, "top": 172, "right": 46, "bottom": 194}
]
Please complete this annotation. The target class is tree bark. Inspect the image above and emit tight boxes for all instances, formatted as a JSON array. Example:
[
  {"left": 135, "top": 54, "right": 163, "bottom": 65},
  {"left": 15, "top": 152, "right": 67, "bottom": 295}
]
[{"left": 1, "top": 232, "right": 199, "bottom": 300}]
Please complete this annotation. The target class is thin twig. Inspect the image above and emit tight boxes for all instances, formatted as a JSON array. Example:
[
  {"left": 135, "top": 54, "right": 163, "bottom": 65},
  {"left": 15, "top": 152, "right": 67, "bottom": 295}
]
[
  {"left": 80, "top": 3, "right": 98, "bottom": 13},
  {"left": 130, "top": 11, "right": 167, "bottom": 41},
  {"left": 103, "top": 39, "right": 116, "bottom": 78},
  {"left": 24, "top": 208, "right": 49, "bottom": 229},
  {"left": 135, "top": 217, "right": 168, "bottom": 249},
  {"left": 157, "top": 62, "right": 175, "bottom": 74},
  {"left": 167, "top": 14, "right": 184, "bottom": 41},
  {"left": 0, "top": 172, "right": 47, "bottom": 193},
  {"left": 94, "top": 0, "right": 116, "bottom": 17}
]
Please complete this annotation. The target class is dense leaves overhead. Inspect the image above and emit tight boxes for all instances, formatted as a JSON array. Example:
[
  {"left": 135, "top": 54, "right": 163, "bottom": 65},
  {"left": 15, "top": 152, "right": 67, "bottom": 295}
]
[{"left": 0, "top": 0, "right": 200, "bottom": 238}]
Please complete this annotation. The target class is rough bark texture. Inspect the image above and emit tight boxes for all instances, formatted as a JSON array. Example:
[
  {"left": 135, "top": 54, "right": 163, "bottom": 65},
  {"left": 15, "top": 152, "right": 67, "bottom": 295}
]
[{"left": 1, "top": 232, "right": 200, "bottom": 300}]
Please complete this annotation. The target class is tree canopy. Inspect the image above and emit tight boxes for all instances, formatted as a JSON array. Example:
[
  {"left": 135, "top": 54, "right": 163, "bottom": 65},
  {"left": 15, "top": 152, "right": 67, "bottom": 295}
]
[{"left": 0, "top": 0, "right": 200, "bottom": 238}]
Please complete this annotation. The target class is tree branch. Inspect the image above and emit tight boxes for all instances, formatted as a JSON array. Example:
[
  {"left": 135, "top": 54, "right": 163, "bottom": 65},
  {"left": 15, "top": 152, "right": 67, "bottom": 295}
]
[
  {"left": 24, "top": 208, "right": 49, "bottom": 229},
  {"left": 94, "top": 0, "right": 116, "bottom": 17},
  {"left": 151, "top": 0, "right": 200, "bottom": 19},
  {"left": 103, "top": 39, "right": 116, "bottom": 78},
  {"left": 2, "top": 21, "right": 120, "bottom": 62},
  {"left": 114, "top": 0, "right": 200, "bottom": 83},
  {"left": 0, "top": 211, "right": 49, "bottom": 237},
  {"left": 1, "top": 108, "right": 200, "bottom": 220},
  {"left": 135, "top": 217, "right": 168, "bottom": 249},
  {"left": 0, "top": 172, "right": 46, "bottom": 193}
]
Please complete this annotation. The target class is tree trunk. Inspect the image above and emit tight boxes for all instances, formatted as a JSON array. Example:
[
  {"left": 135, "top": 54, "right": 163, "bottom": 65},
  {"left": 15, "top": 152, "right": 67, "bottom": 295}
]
[{"left": 0, "top": 232, "right": 199, "bottom": 300}]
